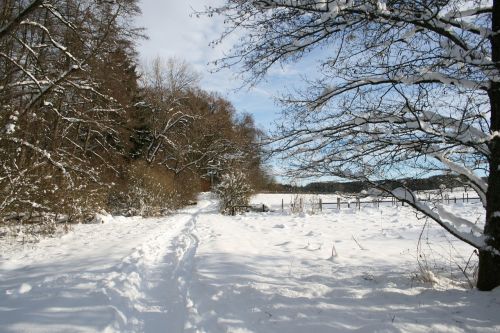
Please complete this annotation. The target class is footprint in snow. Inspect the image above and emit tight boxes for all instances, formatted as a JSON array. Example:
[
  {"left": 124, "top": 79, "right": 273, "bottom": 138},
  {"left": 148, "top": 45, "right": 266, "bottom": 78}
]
[
  {"left": 301, "top": 242, "right": 322, "bottom": 251},
  {"left": 306, "top": 243, "right": 322, "bottom": 251}
]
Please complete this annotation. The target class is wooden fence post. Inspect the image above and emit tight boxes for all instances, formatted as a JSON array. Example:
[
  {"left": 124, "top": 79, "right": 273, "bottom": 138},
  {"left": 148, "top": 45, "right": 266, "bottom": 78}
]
[
  {"left": 337, "top": 197, "right": 340, "bottom": 210},
  {"left": 319, "top": 198, "right": 322, "bottom": 212},
  {"left": 282, "top": 198, "right": 284, "bottom": 212}
]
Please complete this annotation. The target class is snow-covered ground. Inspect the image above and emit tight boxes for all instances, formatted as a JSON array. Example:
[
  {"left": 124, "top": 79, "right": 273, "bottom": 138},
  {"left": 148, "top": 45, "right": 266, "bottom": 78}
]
[{"left": 1, "top": 193, "right": 499, "bottom": 333}]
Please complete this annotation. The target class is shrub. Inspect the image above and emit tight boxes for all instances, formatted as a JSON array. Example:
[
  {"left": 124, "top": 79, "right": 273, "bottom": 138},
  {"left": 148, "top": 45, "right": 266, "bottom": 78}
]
[
  {"left": 308, "top": 195, "right": 321, "bottom": 215},
  {"left": 0, "top": 168, "right": 107, "bottom": 240},
  {"left": 108, "top": 161, "right": 184, "bottom": 216},
  {"left": 214, "top": 171, "right": 252, "bottom": 215},
  {"left": 290, "top": 194, "right": 304, "bottom": 214}
]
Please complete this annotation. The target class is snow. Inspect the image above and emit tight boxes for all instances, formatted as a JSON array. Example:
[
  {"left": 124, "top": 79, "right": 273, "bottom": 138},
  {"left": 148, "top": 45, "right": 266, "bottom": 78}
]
[
  {"left": 4, "top": 123, "right": 15, "bottom": 134},
  {"left": 1, "top": 193, "right": 499, "bottom": 332},
  {"left": 429, "top": 151, "right": 488, "bottom": 203},
  {"left": 391, "top": 187, "right": 415, "bottom": 202},
  {"left": 397, "top": 190, "right": 486, "bottom": 249},
  {"left": 436, "top": 204, "right": 483, "bottom": 234},
  {"left": 91, "top": 211, "right": 114, "bottom": 224}
]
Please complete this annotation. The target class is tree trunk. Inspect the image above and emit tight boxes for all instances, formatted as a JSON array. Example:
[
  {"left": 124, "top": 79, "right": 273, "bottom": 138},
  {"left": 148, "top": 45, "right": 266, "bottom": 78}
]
[{"left": 477, "top": 0, "right": 500, "bottom": 291}]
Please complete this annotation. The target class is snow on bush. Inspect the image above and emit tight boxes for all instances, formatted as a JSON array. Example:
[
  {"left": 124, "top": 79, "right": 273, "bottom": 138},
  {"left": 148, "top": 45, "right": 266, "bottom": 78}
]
[
  {"left": 108, "top": 161, "right": 183, "bottom": 217},
  {"left": 290, "top": 194, "right": 305, "bottom": 214},
  {"left": 214, "top": 171, "right": 252, "bottom": 215},
  {"left": 1, "top": 215, "right": 72, "bottom": 244}
]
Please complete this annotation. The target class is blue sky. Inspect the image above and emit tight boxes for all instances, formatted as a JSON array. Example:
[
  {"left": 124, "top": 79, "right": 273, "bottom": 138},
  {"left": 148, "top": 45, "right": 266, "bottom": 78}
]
[
  {"left": 135, "top": 0, "right": 329, "bottom": 183},
  {"left": 135, "top": 0, "right": 292, "bottom": 131}
]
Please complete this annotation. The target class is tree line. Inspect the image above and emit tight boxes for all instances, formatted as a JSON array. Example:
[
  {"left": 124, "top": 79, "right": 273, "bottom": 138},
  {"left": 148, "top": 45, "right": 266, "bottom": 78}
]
[
  {"left": 0, "top": 0, "right": 270, "bottom": 224},
  {"left": 284, "top": 175, "right": 477, "bottom": 194}
]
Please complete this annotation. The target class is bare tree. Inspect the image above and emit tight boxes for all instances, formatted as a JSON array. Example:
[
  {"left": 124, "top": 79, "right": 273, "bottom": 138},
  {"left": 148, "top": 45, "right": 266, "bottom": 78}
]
[
  {"left": 206, "top": 0, "right": 500, "bottom": 290},
  {"left": 136, "top": 61, "right": 265, "bottom": 184},
  {"left": 135, "top": 57, "right": 198, "bottom": 166}
]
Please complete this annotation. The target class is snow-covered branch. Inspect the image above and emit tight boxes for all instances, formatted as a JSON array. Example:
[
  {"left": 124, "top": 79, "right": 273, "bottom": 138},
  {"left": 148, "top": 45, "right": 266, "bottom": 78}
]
[
  {"left": 313, "top": 74, "right": 488, "bottom": 109},
  {"left": 391, "top": 187, "right": 484, "bottom": 249},
  {"left": 430, "top": 151, "right": 487, "bottom": 206},
  {"left": 0, "top": 0, "right": 43, "bottom": 39}
]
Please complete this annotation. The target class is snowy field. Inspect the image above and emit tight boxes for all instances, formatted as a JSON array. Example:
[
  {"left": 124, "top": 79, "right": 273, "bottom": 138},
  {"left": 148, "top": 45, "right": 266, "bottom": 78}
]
[{"left": 1, "top": 193, "right": 499, "bottom": 333}]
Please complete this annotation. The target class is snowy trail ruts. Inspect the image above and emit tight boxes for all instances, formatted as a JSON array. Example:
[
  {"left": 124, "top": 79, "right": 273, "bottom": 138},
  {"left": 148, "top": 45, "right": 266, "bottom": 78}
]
[{"left": 104, "top": 200, "right": 212, "bottom": 333}]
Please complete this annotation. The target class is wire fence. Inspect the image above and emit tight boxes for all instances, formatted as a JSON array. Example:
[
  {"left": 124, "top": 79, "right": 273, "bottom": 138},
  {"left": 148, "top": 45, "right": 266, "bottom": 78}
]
[
  {"left": 231, "top": 191, "right": 482, "bottom": 215},
  {"left": 316, "top": 194, "right": 481, "bottom": 211}
]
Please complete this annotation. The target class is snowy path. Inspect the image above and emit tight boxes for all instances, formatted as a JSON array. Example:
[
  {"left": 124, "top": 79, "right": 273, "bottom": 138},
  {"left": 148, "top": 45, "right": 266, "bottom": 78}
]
[{"left": 0, "top": 198, "right": 214, "bottom": 333}]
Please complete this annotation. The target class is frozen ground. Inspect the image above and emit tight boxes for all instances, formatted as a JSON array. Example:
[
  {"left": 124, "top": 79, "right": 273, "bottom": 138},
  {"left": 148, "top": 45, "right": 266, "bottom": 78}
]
[{"left": 1, "top": 193, "right": 499, "bottom": 333}]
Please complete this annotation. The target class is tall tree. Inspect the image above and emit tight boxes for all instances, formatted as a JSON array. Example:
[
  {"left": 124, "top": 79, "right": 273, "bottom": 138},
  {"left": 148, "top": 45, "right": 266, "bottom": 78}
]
[
  {"left": 136, "top": 58, "right": 268, "bottom": 189},
  {"left": 0, "top": 0, "right": 142, "bottom": 218},
  {"left": 134, "top": 57, "right": 198, "bottom": 166},
  {"left": 206, "top": 0, "right": 500, "bottom": 290}
]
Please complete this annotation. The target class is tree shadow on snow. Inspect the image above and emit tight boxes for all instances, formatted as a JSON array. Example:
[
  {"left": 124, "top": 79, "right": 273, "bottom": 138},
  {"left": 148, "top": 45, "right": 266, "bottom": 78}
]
[
  {"left": 186, "top": 253, "right": 500, "bottom": 333},
  {"left": 0, "top": 256, "right": 131, "bottom": 332}
]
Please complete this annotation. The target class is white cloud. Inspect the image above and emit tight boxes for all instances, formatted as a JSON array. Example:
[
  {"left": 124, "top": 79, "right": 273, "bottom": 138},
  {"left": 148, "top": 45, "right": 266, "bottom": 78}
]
[
  {"left": 135, "top": 0, "right": 301, "bottom": 131},
  {"left": 137, "top": 1, "right": 226, "bottom": 67}
]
